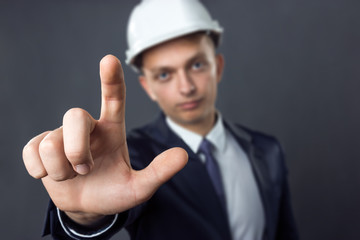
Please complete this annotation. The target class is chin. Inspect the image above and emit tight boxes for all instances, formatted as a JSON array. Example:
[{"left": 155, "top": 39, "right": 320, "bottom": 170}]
[
  {"left": 179, "top": 115, "right": 207, "bottom": 126},
  {"left": 170, "top": 108, "right": 212, "bottom": 125}
]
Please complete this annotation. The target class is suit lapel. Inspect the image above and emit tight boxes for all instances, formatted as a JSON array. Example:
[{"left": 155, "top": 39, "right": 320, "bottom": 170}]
[
  {"left": 225, "top": 120, "right": 272, "bottom": 238},
  {"left": 144, "top": 114, "right": 232, "bottom": 238}
]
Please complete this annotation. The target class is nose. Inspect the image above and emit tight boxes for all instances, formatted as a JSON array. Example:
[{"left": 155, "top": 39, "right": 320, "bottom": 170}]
[{"left": 178, "top": 71, "right": 196, "bottom": 96}]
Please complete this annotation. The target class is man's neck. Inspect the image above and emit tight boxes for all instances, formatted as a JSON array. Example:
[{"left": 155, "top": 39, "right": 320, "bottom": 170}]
[{"left": 168, "top": 113, "right": 217, "bottom": 137}]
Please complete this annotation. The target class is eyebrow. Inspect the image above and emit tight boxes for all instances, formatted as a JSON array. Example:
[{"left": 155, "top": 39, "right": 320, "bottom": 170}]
[
  {"left": 185, "top": 53, "right": 207, "bottom": 67},
  {"left": 149, "top": 67, "right": 174, "bottom": 75},
  {"left": 149, "top": 52, "right": 208, "bottom": 74}
]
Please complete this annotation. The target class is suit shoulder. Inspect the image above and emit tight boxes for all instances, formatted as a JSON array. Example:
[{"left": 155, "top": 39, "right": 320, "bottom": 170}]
[
  {"left": 230, "top": 122, "right": 285, "bottom": 159},
  {"left": 233, "top": 123, "right": 280, "bottom": 146}
]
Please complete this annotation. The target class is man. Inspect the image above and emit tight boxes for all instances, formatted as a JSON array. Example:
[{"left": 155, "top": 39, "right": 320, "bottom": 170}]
[{"left": 23, "top": 0, "right": 298, "bottom": 239}]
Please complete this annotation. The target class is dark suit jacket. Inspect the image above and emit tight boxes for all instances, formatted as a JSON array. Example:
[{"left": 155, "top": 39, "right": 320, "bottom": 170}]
[{"left": 44, "top": 113, "right": 298, "bottom": 240}]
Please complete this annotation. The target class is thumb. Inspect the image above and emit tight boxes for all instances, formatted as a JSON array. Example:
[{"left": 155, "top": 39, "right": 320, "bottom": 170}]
[{"left": 133, "top": 148, "right": 188, "bottom": 203}]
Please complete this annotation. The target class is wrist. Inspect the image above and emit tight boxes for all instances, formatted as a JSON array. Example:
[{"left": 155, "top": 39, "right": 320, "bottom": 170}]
[
  {"left": 57, "top": 208, "right": 118, "bottom": 238},
  {"left": 65, "top": 211, "right": 106, "bottom": 227}
]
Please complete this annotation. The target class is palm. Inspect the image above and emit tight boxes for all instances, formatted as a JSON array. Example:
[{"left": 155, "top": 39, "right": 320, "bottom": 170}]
[{"left": 24, "top": 55, "right": 187, "bottom": 220}]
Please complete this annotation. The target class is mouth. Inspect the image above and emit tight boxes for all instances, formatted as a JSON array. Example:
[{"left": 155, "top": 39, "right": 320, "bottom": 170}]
[{"left": 177, "top": 98, "right": 203, "bottom": 111}]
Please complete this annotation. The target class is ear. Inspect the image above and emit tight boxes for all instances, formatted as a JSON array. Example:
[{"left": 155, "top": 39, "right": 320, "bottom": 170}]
[
  {"left": 215, "top": 54, "right": 225, "bottom": 84},
  {"left": 139, "top": 75, "right": 157, "bottom": 101}
]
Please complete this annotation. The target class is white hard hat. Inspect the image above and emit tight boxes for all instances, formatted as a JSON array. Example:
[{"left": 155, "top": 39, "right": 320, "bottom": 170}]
[{"left": 125, "top": 0, "right": 223, "bottom": 71}]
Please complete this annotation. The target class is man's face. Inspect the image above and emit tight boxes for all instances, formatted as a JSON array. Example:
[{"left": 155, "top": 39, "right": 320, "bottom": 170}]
[{"left": 139, "top": 33, "right": 224, "bottom": 132}]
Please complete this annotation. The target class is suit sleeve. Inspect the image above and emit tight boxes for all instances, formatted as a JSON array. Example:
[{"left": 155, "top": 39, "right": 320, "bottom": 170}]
[
  {"left": 42, "top": 200, "right": 129, "bottom": 240},
  {"left": 275, "top": 176, "right": 299, "bottom": 240},
  {"left": 275, "top": 141, "right": 299, "bottom": 240}
]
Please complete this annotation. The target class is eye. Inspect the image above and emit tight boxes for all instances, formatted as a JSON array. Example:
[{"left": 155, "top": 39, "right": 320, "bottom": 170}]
[
  {"left": 156, "top": 72, "right": 170, "bottom": 82},
  {"left": 192, "top": 62, "right": 203, "bottom": 70}
]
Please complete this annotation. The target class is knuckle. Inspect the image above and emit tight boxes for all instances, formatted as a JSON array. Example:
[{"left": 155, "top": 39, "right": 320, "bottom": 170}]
[
  {"left": 39, "top": 137, "right": 59, "bottom": 156},
  {"left": 23, "top": 142, "right": 47, "bottom": 179},
  {"left": 63, "top": 108, "right": 87, "bottom": 122},
  {"left": 22, "top": 141, "right": 37, "bottom": 160}
]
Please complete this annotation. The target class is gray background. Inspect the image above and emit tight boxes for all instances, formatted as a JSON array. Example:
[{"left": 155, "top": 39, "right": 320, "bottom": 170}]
[{"left": 1, "top": 0, "right": 359, "bottom": 239}]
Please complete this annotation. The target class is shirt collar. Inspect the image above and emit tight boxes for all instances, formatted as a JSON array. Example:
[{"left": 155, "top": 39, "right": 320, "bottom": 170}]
[
  {"left": 207, "top": 113, "right": 226, "bottom": 153},
  {"left": 166, "top": 113, "right": 227, "bottom": 154}
]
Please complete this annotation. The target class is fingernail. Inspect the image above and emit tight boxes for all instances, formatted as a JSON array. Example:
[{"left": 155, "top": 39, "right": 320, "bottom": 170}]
[{"left": 75, "top": 164, "right": 90, "bottom": 175}]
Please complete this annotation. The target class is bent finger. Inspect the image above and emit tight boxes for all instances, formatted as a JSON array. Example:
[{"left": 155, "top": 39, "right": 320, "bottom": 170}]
[
  {"left": 63, "top": 108, "right": 96, "bottom": 175},
  {"left": 23, "top": 131, "right": 50, "bottom": 179},
  {"left": 39, "top": 127, "right": 77, "bottom": 181}
]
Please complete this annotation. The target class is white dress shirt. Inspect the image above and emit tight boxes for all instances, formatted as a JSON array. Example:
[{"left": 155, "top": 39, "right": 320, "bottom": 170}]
[{"left": 166, "top": 114, "right": 265, "bottom": 240}]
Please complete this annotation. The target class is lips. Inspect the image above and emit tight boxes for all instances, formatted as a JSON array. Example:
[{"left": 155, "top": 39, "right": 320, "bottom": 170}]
[{"left": 177, "top": 98, "right": 202, "bottom": 110}]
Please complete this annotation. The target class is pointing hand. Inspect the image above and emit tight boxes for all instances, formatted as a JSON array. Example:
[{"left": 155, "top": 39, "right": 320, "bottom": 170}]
[{"left": 23, "top": 55, "right": 188, "bottom": 225}]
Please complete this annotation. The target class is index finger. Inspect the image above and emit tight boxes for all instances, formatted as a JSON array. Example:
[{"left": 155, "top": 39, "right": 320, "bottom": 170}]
[{"left": 99, "top": 54, "right": 126, "bottom": 123}]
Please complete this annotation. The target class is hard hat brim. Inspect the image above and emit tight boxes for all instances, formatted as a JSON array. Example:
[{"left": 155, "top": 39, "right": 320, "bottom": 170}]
[{"left": 126, "top": 22, "right": 223, "bottom": 71}]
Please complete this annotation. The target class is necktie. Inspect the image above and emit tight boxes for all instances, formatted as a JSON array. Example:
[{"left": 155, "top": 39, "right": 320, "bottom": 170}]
[{"left": 199, "top": 138, "right": 227, "bottom": 210}]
